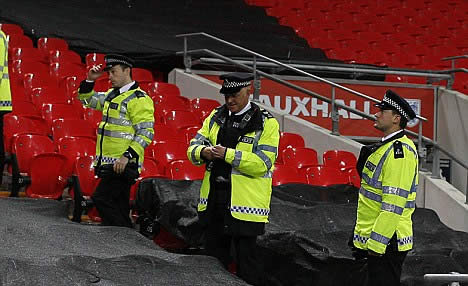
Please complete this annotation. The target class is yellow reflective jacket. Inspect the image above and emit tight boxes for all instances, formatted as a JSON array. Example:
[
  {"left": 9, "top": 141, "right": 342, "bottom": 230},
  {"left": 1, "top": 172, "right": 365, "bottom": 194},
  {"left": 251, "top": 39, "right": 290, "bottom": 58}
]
[
  {"left": 353, "top": 133, "right": 418, "bottom": 254},
  {"left": 0, "top": 31, "right": 12, "bottom": 112},
  {"left": 187, "top": 103, "right": 280, "bottom": 223},
  {"left": 78, "top": 83, "right": 154, "bottom": 170}
]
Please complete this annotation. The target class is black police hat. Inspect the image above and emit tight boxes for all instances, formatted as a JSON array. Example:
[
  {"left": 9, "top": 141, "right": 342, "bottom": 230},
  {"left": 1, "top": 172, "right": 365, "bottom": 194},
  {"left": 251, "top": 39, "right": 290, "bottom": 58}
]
[
  {"left": 375, "top": 90, "right": 416, "bottom": 120},
  {"left": 219, "top": 72, "right": 254, "bottom": 95},
  {"left": 103, "top": 54, "right": 135, "bottom": 71}
]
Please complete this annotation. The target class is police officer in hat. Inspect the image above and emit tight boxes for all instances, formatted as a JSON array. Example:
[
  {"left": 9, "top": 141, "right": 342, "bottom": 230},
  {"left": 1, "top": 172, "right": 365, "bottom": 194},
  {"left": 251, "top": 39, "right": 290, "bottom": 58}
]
[
  {"left": 77, "top": 54, "right": 154, "bottom": 227},
  {"left": 350, "top": 90, "right": 418, "bottom": 285},
  {"left": 187, "top": 72, "right": 280, "bottom": 285}
]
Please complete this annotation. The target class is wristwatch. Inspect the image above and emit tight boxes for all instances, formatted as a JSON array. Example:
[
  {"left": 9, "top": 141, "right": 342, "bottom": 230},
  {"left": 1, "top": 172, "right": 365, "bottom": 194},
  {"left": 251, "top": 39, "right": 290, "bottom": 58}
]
[{"left": 123, "top": 150, "right": 133, "bottom": 160}]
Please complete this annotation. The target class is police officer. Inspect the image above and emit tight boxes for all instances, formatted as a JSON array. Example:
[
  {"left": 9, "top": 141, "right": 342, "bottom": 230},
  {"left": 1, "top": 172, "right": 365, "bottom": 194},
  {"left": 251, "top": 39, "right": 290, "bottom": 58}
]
[
  {"left": 0, "top": 30, "right": 12, "bottom": 187},
  {"left": 187, "top": 73, "right": 279, "bottom": 286},
  {"left": 351, "top": 90, "right": 418, "bottom": 286},
  {"left": 78, "top": 54, "right": 154, "bottom": 227}
]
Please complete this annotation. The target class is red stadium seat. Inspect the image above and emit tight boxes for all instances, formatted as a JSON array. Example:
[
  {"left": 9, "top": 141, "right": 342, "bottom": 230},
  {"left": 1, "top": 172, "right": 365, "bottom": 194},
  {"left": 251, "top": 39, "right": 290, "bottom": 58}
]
[
  {"left": 26, "top": 153, "right": 70, "bottom": 199},
  {"left": 11, "top": 101, "right": 41, "bottom": 116},
  {"left": 146, "top": 82, "right": 181, "bottom": 98},
  {"left": 148, "top": 140, "right": 189, "bottom": 175},
  {"left": 12, "top": 134, "right": 55, "bottom": 174},
  {"left": 167, "top": 159, "right": 205, "bottom": 180},
  {"left": 190, "top": 98, "right": 220, "bottom": 121},
  {"left": 151, "top": 124, "right": 186, "bottom": 144},
  {"left": 82, "top": 108, "right": 103, "bottom": 128},
  {"left": 282, "top": 147, "right": 319, "bottom": 169},
  {"left": 347, "top": 168, "right": 361, "bottom": 188},
  {"left": 3, "top": 114, "right": 48, "bottom": 154},
  {"left": 0, "top": 23, "right": 23, "bottom": 35},
  {"left": 181, "top": 126, "right": 200, "bottom": 144},
  {"left": 132, "top": 68, "right": 154, "bottom": 84},
  {"left": 277, "top": 132, "right": 305, "bottom": 164},
  {"left": 85, "top": 53, "right": 106, "bottom": 66},
  {"left": 303, "top": 166, "right": 349, "bottom": 186},
  {"left": 322, "top": 150, "right": 357, "bottom": 171},
  {"left": 30, "top": 86, "right": 70, "bottom": 108},
  {"left": 41, "top": 103, "right": 82, "bottom": 131},
  {"left": 160, "top": 110, "right": 201, "bottom": 130},
  {"left": 93, "top": 76, "right": 112, "bottom": 92},
  {"left": 10, "top": 59, "right": 50, "bottom": 86},
  {"left": 73, "top": 156, "right": 99, "bottom": 197},
  {"left": 49, "top": 62, "right": 86, "bottom": 87},
  {"left": 272, "top": 165, "right": 307, "bottom": 186},
  {"left": 153, "top": 96, "right": 191, "bottom": 119},
  {"left": 49, "top": 50, "right": 82, "bottom": 65},
  {"left": 57, "top": 137, "right": 96, "bottom": 174},
  {"left": 5, "top": 34, "right": 33, "bottom": 51},
  {"left": 10, "top": 47, "right": 42, "bottom": 63},
  {"left": 23, "top": 72, "right": 57, "bottom": 97},
  {"left": 37, "top": 37, "right": 69, "bottom": 60},
  {"left": 52, "top": 118, "right": 97, "bottom": 144}
]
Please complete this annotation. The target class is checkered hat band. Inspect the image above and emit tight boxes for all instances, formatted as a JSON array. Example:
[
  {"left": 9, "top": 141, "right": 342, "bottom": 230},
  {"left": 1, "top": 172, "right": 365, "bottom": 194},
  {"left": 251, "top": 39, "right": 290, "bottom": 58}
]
[
  {"left": 223, "top": 80, "right": 250, "bottom": 89},
  {"left": 383, "top": 97, "right": 410, "bottom": 120},
  {"left": 106, "top": 58, "right": 132, "bottom": 67},
  {"left": 230, "top": 205, "right": 270, "bottom": 216}
]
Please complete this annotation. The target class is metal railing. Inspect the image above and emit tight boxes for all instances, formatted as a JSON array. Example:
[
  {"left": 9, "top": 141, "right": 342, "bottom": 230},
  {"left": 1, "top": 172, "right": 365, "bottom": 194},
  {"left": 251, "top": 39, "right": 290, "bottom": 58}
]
[
  {"left": 176, "top": 32, "right": 468, "bottom": 202},
  {"left": 425, "top": 273, "right": 468, "bottom": 285}
]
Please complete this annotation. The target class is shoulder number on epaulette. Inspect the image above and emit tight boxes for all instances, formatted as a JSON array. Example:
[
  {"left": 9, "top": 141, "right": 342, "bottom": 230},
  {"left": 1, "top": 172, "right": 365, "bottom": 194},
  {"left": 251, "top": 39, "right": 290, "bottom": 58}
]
[
  {"left": 134, "top": 90, "right": 146, "bottom": 98},
  {"left": 261, "top": 109, "right": 274, "bottom": 119},
  {"left": 393, "top": 140, "right": 404, "bottom": 159}
]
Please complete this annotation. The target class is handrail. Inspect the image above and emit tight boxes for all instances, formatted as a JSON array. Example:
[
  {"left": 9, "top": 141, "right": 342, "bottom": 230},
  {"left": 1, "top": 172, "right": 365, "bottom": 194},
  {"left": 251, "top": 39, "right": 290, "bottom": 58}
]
[
  {"left": 176, "top": 32, "right": 428, "bottom": 122},
  {"left": 424, "top": 273, "right": 468, "bottom": 284},
  {"left": 442, "top": 55, "right": 468, "bottom": 61},
  {"left": 177, "top": 32, "right": 468, "bottom": 200},
  {"left": 198, "top": 57, "right": 453, "bottom": 79}
]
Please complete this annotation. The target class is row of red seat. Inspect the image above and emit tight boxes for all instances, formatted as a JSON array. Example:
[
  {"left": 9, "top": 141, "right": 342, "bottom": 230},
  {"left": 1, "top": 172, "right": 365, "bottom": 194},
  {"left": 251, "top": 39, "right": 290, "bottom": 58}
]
[{"left": 246, "top": 0, "right": 468, "bottom": 92}]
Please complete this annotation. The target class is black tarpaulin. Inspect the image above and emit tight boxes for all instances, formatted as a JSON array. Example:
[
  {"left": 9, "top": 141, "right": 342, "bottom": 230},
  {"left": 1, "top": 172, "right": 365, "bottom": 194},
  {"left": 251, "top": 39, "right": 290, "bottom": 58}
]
[
  {"left": 138, "top": 178, "right": 468, "bottom": 286},
  {"left": 0, "top": 198, "right": 247, "bottom": 285}
]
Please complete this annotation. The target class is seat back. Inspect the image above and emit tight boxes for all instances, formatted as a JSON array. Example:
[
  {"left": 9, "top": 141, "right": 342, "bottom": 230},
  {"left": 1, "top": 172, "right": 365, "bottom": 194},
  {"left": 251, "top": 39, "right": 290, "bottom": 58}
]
[
  {"left": 153, "top": 96, "right": 192, "bottom": 122},
  {"left": 190, "top": 98, "right": 220, "bottom": 121},
  {"left": 272, "top": 165, "right": 307, "bottom": 186},
  {"left": 277, "top": 132, "right": 305, "bottom": 164},
  {"left": 52, "top": 118, "right": 97, "bottom": 144},
  {"left": 160, "top": 110, "right": 201, "bottom": 130},
  {"left": 48, "top": 50, "right": 82, "bottom": 65},
  {"left": 151, "top": 140, "right": 189, "bottom": 174},
  {"left": 57, "top": 137, "right": 96, "bottom": 174},
  {"left": 82, "top": 108, "right": 103, "bottom": 128},
  {"left": 26, "top": 153, "right": 69, "bottom": 199},
  {"left": 37, "top": 37, "right": 69, "bottom": 60},
  {"left": 146, "top": 82, "right": 181, "bottom": 98},
  {"left": 3, "top": 114, "right": 48, "bottom": 154},
  {"left": 41, "top": 103, "right": 82, "bottom": 131},
  {"left": 85, "top": 53, "right": 105, "bottom": 66},
  {"left": 132, "top": 68, "right": 154, "bottom": 84},
  {"left": 167, "top": 159, "right": 205, "bottom": 180},
  {"left": 303, "top": 166, "right": 349, "bottom": 186},
  {"left": 322, "top": 150, "right": 357, "bottom": 171},
  {"left": 30, "top": 86, "right": 69, "bottom": 108},
  {"left": 282, "top": 147, "right": 319, "bottom": 169},
  {"left": 0, "top": 23, "right": 24, "bottom": 35},
  {"left": 10, "top": 47, "right": 42, "bottom": 62},
  {"left": 13, "top": 134, "right": 55, "bottom": 173},
  {"left": 74, "top": 156, "right": 99, "bottom": 197},
  {"left": 11, "top": 101, "right": 41, "bottom": 116},
  {"left": 23, "top": 72, "right": 57, "bottom": 97}
]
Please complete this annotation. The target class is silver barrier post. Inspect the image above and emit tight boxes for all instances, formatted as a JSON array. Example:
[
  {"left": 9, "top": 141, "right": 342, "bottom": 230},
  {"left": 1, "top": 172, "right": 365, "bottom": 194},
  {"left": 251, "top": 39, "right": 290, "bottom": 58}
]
[
  {"left": 252, "top": 55, "right": 260, "bottom": 102},
  {"left": 331, "top": 86, "right": 340, "bottom": 136},
  {"left": 431, "top": 144, "right": 441, "bottom": 179},
  {"left": 183, "top": 36, "right": 192, "bottom": 74},
  {"left": 417, "top": 119, "right": 426, "bottom": 165}
]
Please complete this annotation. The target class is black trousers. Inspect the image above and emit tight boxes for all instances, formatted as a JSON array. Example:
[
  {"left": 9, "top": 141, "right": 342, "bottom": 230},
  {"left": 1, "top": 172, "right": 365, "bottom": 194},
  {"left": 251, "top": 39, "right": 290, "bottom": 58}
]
[
  {"left": 0, "top": 112, "right": 7, "bottom": 186},
  {"left": 204, "top": 206, "right": 264, "bottom": 286},
  {"left": 351, "top": 248, "right": 408, "bottom": 286},
  {"left": 92, "top": 176, "right": 133, "bottom": 228}
]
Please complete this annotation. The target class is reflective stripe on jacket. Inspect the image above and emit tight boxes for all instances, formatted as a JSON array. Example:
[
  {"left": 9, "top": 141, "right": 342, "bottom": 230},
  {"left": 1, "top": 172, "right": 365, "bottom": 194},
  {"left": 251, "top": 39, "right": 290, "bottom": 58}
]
[
  {"left": 353, "top": 134, "right": 418, "bottom": 254},
  {"left": 78, "top": 86, "right": 154, "bottom": 170},
  {"left": 187, "top": 104, "right": 280, "bottom": 223},
  {"left": 0, "top": 31, "right": 12, "bottom": 112}
]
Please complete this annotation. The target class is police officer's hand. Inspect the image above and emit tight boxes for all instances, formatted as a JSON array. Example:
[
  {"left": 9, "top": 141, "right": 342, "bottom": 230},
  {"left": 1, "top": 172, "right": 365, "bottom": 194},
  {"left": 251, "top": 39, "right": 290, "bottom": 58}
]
[
  {"left": 212, "top": 145, "right": 227, "bottom": 159},
  {"left": 114, "top": 156, "right": 129, "bottom": 174},
  {"left": 87, "top": 64, "right": 104, "bottom": 81},
  {"left": 201, "top": 147, "right": 214, "bottom": 161}
]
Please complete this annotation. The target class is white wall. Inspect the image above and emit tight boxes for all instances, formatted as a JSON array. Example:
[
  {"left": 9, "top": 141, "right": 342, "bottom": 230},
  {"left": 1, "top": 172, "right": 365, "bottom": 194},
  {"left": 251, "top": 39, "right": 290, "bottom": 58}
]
[{"left": 437, "top": 88, "right": 468, "bottom": 195}]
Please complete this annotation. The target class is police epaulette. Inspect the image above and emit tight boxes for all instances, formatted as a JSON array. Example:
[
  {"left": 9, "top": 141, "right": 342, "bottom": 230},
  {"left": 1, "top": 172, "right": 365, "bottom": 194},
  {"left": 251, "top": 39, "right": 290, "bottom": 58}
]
[
  {"left": 261, "top": 108, "right": 274, "bottom": 119},
  {"left": 134, "top": 90, "right": 146, "bottom": 98},
  {"left": 393, "top": 140, "right": 404, "bottom": 159}
]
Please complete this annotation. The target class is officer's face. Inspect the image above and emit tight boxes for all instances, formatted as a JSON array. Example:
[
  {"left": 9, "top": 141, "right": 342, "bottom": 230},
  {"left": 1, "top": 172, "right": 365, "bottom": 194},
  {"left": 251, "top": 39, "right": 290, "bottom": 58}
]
[
  {"left": 107, "top": 65, "right": 131, "bottom": 88},
  {"left": 374, "top": 108, "right": 400, "bottom": 132},
  {"left": 224, "top": 87, "right": 249, "bottom": 114}
]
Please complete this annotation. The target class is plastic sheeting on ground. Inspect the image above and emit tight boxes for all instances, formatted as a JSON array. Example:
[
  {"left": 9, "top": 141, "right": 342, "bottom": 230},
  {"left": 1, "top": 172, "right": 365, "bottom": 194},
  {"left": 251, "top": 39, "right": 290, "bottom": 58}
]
[
  {"left": 138, "top": 178, "right": 468, "bottom": 286},
  {"left": 0, "top": 198, "right": 247, "bottom": 285}
]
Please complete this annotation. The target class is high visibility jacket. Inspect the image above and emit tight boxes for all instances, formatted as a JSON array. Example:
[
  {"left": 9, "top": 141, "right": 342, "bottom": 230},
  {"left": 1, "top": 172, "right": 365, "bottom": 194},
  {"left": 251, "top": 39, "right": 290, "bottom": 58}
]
[
  {"left": 0, "top": 31, "right": 12, "bottom": 112},
  {"left": 353, "top": 133, "right": 418, "bottom": 254},
  {"left": 187, "top": 103, "right": 280, "bottom": 223},
  {"left": 78, "top": 84, "right": 154, "bottom": 170}
]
